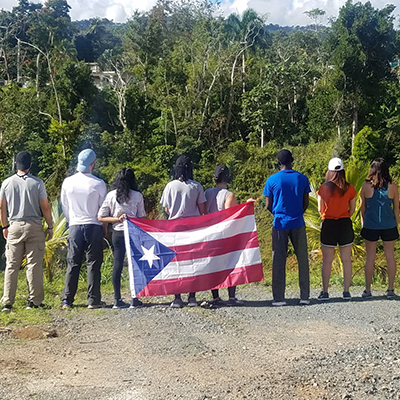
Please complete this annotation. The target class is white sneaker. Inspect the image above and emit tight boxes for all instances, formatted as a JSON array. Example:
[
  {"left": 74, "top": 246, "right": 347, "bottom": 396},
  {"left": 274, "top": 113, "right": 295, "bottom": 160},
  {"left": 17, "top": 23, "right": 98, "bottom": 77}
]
[{"left": 299, "top": 299, "right": 310, "bottom": 305}]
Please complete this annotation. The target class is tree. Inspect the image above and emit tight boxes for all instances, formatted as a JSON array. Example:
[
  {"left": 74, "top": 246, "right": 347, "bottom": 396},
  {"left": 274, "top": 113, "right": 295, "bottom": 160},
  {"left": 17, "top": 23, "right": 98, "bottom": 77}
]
[
  {"left": 327, "top": 0, "right": 397, "bottom": 152},
  {"left": 304, "top": 8, "right": 326, "bottom": 32}
]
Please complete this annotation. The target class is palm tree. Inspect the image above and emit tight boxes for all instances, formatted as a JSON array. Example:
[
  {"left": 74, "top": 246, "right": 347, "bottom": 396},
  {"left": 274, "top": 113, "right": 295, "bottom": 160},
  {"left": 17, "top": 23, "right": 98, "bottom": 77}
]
[{"left": 42, "top": 200, "right": 68, "bottom": 282}]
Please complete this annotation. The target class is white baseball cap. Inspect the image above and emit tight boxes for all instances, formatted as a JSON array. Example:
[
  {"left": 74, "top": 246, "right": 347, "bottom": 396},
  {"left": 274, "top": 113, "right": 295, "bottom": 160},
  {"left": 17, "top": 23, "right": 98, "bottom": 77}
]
[{"left": 328, "top": 157, "right": 344, "bottom": 172}]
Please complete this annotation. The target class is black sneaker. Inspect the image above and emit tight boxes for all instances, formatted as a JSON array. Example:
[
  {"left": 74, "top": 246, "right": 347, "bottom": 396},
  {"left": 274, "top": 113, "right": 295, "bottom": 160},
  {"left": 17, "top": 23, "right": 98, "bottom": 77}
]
[
  {"left": 227, "top": 297, "right": 244, "bottom": 306},
  {"left": 317, "top": 291, "right": 329, "bottom": 301},
  {"left": 362, "top": 290, "right": 372, "bottom": 299},
  {"left": 170, "top": 298, "right": 184, "bottom": 308},
  {"left": 187, "top": 296, "right": 198, "bottom": 307},
  {"left": 130, "top": 298, "right": 143, "bottom": 309},
  {"left": 1, "top": 304, "right": 12, "bottom": 313},
  {"left": 113, "top": 299, "right": 130, "bottom": 309},
  {"left": 342, "top": 291, "right": 351, "bottom": 300},
  {"left": 386, "top": 290, "right": 396, "bottom": 299},
  {"left": 87, "top": 301, "right": 106, "bottom": 309},
  {"left": 26, "top": 301, "right": 38, "bottom": 309},
  {"left": 26, "top": 301, "right": 46, "bottom": 309},
  {"left": 211, "top": 297, "right": 224, "bottom": 306},
  {"left": 271, "top": 300, "right": 286, "bottom": 306}
]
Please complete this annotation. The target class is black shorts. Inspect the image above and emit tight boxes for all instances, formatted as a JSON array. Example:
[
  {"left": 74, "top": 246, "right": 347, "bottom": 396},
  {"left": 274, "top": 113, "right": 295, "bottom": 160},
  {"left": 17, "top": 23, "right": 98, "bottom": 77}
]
[
  {"left": 320, "top": 218, "right": 354, "bottom": 247},
  {"left": 361, "top": 227, "right": 399, "bottom": 242}
]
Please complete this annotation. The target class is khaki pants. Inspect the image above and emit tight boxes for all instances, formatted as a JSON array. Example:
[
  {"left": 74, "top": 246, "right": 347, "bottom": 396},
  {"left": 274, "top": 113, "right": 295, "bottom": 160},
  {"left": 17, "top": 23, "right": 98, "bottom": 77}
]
[{"left": 1, "top": 221, "right": 45, "bottom": 306}]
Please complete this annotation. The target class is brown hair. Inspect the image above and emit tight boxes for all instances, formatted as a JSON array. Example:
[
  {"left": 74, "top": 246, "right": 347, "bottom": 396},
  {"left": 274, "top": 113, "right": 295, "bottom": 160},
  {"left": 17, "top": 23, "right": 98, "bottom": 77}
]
[
  {"left": 366, "top": 158, "right": 392, "bottom": 189},
  {"left": 324, "top": 170, "right": 350, "bottom": 196}
]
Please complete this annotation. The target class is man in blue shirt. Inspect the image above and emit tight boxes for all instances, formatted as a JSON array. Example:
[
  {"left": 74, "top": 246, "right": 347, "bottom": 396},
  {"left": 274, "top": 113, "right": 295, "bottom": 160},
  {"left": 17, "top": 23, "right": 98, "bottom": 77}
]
[{"left": 263, "top": 149, "right": 310, "bottom": 306}]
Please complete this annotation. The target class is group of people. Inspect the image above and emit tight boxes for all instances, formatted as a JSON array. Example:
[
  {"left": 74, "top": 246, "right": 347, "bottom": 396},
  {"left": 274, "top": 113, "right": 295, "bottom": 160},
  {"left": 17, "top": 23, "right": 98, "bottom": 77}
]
[
  {"left": 0, "top": 147, "right": 398, "bottom": 312},
  {"left": 264, "top": 150, "right": 399, "bottom": 306},
  {"left": 0, "top": 150, "right": 241, "bottom": 311}
]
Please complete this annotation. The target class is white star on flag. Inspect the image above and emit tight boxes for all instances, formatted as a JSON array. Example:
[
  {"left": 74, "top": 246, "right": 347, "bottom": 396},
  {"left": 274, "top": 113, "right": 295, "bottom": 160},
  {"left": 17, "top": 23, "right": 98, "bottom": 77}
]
[{"left": 139, "top": 245, "right": 160, "bottom": 268}]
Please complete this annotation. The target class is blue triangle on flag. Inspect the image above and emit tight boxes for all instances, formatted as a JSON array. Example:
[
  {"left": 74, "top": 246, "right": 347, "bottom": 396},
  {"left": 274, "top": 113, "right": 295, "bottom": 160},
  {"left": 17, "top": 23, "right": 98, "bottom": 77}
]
[{"left": 126, "top": 219, "right": 177, "bottom": 296}]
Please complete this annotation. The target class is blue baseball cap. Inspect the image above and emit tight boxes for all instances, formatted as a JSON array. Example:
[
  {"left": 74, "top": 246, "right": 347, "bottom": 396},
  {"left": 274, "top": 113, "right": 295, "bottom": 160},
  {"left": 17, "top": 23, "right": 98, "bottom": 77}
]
[{"left": 77, "top": 149, "right": 96, "bottom": 172}]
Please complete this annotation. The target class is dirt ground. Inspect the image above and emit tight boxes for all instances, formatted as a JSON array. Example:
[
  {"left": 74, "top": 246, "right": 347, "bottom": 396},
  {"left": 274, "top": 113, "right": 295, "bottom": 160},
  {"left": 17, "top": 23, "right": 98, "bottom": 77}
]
[{"left": 1, "top": 286, "right": 400, "bottom": 400}]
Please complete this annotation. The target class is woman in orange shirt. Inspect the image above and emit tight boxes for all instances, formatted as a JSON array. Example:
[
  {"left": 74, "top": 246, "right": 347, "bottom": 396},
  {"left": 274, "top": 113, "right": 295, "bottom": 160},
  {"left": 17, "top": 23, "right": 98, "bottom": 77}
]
[{"left": 317, "top": 158, "right": 357, "bottom": 301}]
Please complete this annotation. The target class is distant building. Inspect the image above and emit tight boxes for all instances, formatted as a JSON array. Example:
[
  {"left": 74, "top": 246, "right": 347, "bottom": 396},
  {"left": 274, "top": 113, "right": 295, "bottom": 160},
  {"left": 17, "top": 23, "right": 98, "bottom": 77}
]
[{"left": 88, "top": 62, "right": 116, "bottom": 88}]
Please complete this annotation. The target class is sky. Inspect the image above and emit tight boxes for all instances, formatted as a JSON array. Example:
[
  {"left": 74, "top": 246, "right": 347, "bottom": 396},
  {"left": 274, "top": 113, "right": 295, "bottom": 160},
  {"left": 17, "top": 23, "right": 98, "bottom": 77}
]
[{"left": 2, "top": 0, "right": 400, "bottom": 26}]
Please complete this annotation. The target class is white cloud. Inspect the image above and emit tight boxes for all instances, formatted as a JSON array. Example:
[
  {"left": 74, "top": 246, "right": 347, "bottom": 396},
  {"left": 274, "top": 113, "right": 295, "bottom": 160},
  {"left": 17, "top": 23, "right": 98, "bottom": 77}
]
[{"left": 2, "top": 0, "right": 400, "bottom": 25}]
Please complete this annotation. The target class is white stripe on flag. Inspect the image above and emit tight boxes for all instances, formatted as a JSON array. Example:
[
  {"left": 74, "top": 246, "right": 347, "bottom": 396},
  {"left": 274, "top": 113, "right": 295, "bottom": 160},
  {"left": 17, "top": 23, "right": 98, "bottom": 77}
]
[
  {"left": 148, "top": 214, "right": 256, "bottom": 247},
  {"left": 152, "top": 247, "right": 261, "bottom": 280}
]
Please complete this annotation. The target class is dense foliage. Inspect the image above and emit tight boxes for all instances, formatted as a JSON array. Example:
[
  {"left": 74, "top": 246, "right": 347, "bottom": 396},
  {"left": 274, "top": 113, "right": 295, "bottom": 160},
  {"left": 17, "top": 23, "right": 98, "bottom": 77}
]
[{"left": 1, "top": 0, "right": 400, "bottom": 212}]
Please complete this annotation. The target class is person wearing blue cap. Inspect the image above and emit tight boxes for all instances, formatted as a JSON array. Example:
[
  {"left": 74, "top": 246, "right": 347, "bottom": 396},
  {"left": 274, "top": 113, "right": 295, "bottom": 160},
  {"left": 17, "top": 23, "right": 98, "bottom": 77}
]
[{"left": 60, "top": 149, "right": 107, "bottom": 309}]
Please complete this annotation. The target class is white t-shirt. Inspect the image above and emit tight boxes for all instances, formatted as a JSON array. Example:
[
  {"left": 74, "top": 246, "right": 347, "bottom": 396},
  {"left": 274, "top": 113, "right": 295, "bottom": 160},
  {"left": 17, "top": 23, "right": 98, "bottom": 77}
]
[
  {"left": 205, "top": 187, "right": 231, "bottom": 213},
  {"left": 61, "top": 172, "right": 107, "bottom": 226},
  {"left": 98, "top": 189, "right": 146, "bottom": 231},
  {"left": 160, "top": 179, "right": 206, "bottom": 220}
]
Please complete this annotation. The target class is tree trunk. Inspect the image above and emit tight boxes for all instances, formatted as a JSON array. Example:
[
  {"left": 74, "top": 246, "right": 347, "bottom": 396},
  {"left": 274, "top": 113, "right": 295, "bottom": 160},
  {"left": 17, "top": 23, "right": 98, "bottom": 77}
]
[
  {"left": 351, "top": 86, "right": 359, "bottom": 154},
  {"left": 242, "top": 52, "right": 246, "bottom": 93},
  {"left": 261, "top": 128, "right": 264, "bottom": 148},
  {"left": 17, "top": 39, "right": 20, "bottom": 83},
  {"left": 1, "top": 48, "right": 11, "bottom": 82},
  {"left": 36, "top": 53, "right": 41, "bottom": 97}
]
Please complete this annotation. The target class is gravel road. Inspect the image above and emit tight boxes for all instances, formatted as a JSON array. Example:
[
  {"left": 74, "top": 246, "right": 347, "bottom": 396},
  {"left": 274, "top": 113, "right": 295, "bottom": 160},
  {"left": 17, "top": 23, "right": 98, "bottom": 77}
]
[{"left": 1, "top": 284, "right": 400, "bottom": 400}]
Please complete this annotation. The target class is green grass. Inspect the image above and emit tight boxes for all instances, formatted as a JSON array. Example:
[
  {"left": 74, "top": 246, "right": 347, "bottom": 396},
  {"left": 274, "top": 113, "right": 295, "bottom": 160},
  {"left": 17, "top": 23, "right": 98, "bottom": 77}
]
[{"left": 0, "top": 238, "right": 396, "bottom": 327}]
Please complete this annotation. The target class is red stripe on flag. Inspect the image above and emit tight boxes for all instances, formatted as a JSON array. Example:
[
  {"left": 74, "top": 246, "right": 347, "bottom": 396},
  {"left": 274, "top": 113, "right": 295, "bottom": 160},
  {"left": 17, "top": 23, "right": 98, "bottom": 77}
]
[
  {"left": 169, "top": 231, "right": 259, "bottom": 262},
  {"left": 136, "top": 264, "right": 264, "bottom": 297},
  {"left": 128, "top": 202, "right": 254, "bottom": 232}
]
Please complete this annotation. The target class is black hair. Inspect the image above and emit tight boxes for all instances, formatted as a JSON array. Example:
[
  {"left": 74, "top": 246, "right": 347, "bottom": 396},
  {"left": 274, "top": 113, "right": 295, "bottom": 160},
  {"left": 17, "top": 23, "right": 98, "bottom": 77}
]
[
  {"left": 174, "top": 155, "right": 193, "bottom": 181},
  {"left": 277, "top": 149, "right": 293, "bottom": 167},
  {"left": 113, "top": 168, "right": 139, "bottom": 204},
  {"left": 214, "top": 164, "right": 231, "bottom": 184}
]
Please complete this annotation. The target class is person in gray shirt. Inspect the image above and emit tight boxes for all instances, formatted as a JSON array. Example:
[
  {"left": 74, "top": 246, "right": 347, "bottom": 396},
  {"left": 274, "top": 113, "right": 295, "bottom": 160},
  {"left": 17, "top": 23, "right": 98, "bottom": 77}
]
[
  {"left": 0, "top": 151, "right": 53, "bottom": 312},
  {"left": 161, "top": 155, "right": 206, "bottom": 308}
]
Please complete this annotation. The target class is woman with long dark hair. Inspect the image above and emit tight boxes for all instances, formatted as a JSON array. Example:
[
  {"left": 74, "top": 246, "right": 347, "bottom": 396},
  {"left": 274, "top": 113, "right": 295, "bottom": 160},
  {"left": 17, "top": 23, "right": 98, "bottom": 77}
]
[
  {"left": 98, "top": 168, "right": 146, "bottom": 308},
  {"left": 360, "top": 158, "right": 399, "bottom": 298},
  {"left": 317, "top": 158, "right": 357, "bottom": 301},
  {"left": 205, "top": 164, "right": 242, "bottom": 306}
]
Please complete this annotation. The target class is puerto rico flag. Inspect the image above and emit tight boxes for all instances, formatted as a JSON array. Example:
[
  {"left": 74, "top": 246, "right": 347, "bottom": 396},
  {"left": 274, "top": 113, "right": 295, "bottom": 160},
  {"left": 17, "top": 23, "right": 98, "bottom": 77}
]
[{"left": 124, "top": 202, "right": 263, "bottom": 297}]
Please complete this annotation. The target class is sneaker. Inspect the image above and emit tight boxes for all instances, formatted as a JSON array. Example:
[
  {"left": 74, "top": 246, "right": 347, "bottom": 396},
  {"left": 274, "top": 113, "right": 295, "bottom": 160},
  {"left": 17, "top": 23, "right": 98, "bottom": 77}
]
[
  {"left": 386, "top": 290, "right": 396, "bottom": 299},
  {"left": 26, "top": 301, "right": 38, "bottom": 309},
  {"left": 113, "top": 299, "right": 130, "bottom": 309},
  {"left": 62, "top": 300, "right": 72, "bottom": 309},
  {"left": 211, "top": 297, "right": 224, "bottom": 306},
  {"left": 129, "top": 298, "right": 143, "bottom": 309},
  {"left": 1, "top": 305, "right": 12, "bottom": 313},
  {"left": 299, "top": 299, "right": 310, "bottom": 305},
  {"left": 271, "top": 300, "right": 286, "bottom": 306},
  {"left": 227, "top": 297, "right": 244, "bottom": 306},
  {"left": 187, "top": 296, "right": 198, "bottom": 307},
  {"left": 317, "top": 291, "right": 329, "bottom": 301},
  {"left": 87, "top": 302, "right": 105, "bottom": 309},
  {"left": 26, "top": 301, "right": 46, "bottom": 310},
  {"left": 170, "top": 298, "right": 184, "bottom": 308},
  {"left": 342, "top": 291, "right": 352, "bottom": 300},
  {"left": 362, "top": 290, "right": 372, "bottom": 299}
]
